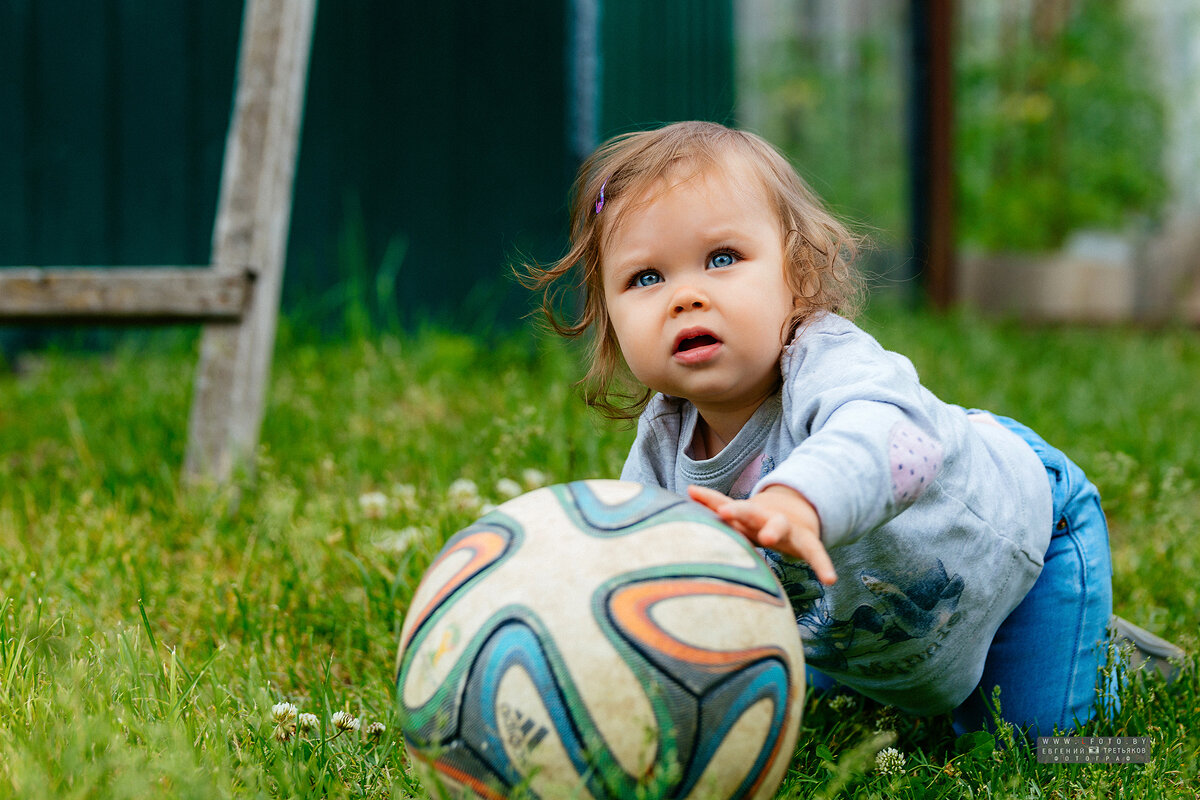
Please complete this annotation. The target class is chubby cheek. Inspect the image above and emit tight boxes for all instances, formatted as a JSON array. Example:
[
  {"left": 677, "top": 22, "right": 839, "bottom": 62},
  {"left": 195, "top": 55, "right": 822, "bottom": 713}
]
[
  {"left": 746, "top": 297, "right": 795, "bottom": 350},
  {"left": 603, "top": 310, "right": 645, "bottom": 370},
  {"left": 606, "top": 291, "right": 654, "bottom": 346},
  {"left": 614, "top": 329, "right": 656, "bottom": 381}
]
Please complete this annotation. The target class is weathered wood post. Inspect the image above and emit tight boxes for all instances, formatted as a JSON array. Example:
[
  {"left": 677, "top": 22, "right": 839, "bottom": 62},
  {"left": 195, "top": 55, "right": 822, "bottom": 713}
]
[{"left": 184, "top": 0, "right": 317, "bottom": 483}]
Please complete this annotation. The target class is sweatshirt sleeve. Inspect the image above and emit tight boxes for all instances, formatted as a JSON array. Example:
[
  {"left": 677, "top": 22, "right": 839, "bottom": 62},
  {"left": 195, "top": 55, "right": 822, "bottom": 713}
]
[{"left": 753, "top": 318, "right": 947, "bottom": 550}]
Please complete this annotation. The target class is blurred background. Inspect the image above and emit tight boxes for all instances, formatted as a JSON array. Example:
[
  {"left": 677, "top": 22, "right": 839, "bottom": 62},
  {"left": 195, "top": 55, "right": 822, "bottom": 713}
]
[{"left": 1, "top": 0, "right": 1197, "bottom": 345}]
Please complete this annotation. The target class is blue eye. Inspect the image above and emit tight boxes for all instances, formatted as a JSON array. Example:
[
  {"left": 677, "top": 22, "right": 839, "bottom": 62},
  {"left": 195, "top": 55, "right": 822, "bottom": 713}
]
[
  {"left": 708, "top": 251, "right": 737, "bottom": 269},
  {"left": 631, "top": 270, "right": 663, "bottom": 287}
]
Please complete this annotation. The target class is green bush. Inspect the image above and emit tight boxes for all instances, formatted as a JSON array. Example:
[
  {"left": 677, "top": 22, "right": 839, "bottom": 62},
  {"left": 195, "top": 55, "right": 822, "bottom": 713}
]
[
  {"left": 751, "top": 0, "right": 1167, "bottom": 251},
  {"left": 957, "top": 0, "right": 1167, "bottom": 250}
]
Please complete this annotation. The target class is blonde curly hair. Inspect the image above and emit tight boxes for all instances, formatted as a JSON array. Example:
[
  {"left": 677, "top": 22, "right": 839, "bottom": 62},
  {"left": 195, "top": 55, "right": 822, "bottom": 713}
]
[{"left": 521, "top": 121, "right": 863, "bottom": 419}]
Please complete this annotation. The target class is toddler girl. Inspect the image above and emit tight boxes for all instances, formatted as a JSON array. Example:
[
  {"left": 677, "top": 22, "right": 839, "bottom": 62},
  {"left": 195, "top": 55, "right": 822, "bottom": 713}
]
[{"left": 525, "top": 120, "right": 1172, "bottom": 736}]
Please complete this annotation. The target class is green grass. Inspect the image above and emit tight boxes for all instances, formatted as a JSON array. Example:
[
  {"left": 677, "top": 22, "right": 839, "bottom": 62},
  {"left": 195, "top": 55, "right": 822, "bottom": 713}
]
[{"left": 1, "top": 308, "right": 1197, "bottom": 798}]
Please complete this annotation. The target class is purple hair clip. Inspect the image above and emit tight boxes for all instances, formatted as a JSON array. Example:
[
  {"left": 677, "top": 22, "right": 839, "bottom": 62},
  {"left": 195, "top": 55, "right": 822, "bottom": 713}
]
[{"left": 594, "top": 178, "right": 608, "bottom": 214}]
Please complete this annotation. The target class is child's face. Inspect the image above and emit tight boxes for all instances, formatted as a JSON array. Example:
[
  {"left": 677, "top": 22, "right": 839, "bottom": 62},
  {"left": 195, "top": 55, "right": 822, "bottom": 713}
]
[{"left": 600, "top": 159, "right": 796, "bottom": 417}]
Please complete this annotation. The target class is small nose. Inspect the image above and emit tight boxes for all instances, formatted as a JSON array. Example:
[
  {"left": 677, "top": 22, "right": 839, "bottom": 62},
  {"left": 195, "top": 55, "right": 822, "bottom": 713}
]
[{"left": 670, "top": 285, "right": 710, "bottom": 316}]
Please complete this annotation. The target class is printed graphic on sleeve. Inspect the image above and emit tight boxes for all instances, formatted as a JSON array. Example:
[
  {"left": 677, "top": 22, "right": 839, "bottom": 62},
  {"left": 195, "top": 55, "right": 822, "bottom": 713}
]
[
  {"left": 888, "top": 421, "right": 943, "bottom": 507},
  {"left": 764, "top": 553, "right": 964, "bottom": 675}
]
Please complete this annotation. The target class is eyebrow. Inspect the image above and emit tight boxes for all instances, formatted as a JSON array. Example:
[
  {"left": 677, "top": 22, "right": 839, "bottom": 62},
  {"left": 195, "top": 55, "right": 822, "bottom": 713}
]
[
  {"left": 698, "top": 226, "right": 749, "bottom": 244},
  {"left": 604, "top": 226, "right": 754, "bottom": 272},
  {"left": 603, "top": 256, "right": 651, "bottom": 287}
]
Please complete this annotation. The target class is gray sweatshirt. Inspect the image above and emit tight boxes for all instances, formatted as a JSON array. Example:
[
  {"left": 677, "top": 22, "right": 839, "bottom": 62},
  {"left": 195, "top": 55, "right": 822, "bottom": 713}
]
[{"left": 620, "top": 312, "right": 1052, "bottom": 714}]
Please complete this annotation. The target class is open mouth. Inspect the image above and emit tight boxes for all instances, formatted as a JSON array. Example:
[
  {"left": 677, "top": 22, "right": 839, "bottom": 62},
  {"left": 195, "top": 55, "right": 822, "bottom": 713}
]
[
  {"left": 676, "top": 334, "right": 720, "bottom": 353},
  {"left": 673, "top": 329, "right": 723, "bottom": 359}
]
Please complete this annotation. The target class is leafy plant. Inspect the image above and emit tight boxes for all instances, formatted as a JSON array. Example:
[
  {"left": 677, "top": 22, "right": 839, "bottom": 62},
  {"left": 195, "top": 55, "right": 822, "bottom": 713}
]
[
  {"left": 957, "top": 0, "right": 1167, "bottom": 250},
  {"left": 749, "top": 0, "right": 1168, "bottom": 252}
]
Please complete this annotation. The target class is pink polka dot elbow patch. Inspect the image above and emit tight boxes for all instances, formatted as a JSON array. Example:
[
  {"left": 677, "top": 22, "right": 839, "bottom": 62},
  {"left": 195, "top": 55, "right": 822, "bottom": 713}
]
[{"left": 889, "top": 421, "right": 944, "bottom": 506}]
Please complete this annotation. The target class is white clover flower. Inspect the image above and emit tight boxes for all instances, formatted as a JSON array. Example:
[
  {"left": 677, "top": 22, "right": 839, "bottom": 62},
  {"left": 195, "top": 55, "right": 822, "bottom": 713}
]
[
  {"left": 521, "top": 469, "right": 548, "bottom": 489},
  {"left": 374, "top": 527, "right": 428, "bottom": 555},
  {"left": 274, "top": 724, "right": 294, "bottom": 742},
  {"left": 358, "top": 491, "right": 389, "bottom": 519},
  {"left": 331, "top": 711, "right": 360, "bottom": 732},
  {"left": 495, "top": 478, "right": 524, "bottom": 499},
  {"left": 365, "top": 721, "right": 386, "bottom": 741},
  {"left": 297, "top": 712, "right": 319, "bottom": 733},
  {"left": 448, "top": 478, "right": 479, "bottom": 499},
  {"left": 873, "top": 706, "right": 900, "bottom": 734},
  {"left": 875, "top": 746, "right": 906, "bottom": 777},
  {"left": 391, "top": 483, "right": 418, "bottom": 511},
  {"left": 271, "top": 702, "right": 299, "bottom": 724},
  {"left": 827, "top": 694, "right": 857, "bottom": 712},
  {"left": 448, "top": 479, "right": 481, "bottom": 511}
]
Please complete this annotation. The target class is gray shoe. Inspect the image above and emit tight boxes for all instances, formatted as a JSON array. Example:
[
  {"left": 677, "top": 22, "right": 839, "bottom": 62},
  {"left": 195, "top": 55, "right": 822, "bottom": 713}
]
[{"left": 1110, "top": 615, "right": 1187, "bottom": 683}]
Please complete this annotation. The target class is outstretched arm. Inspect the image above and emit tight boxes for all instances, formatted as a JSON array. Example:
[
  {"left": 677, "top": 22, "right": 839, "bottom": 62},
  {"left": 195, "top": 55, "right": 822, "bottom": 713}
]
[{"left": 688, "top": 484, "right": 838, "bottom": 586}]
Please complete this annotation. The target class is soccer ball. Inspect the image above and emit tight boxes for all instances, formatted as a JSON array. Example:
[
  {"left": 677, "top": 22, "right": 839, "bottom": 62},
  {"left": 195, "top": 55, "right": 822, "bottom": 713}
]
[{"left": 396, "top": 480, "right": 804, "bottom": 799}]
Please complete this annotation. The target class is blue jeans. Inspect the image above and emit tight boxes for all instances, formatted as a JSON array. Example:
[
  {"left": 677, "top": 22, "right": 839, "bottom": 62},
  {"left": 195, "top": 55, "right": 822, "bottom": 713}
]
[
  {"left": 807, "top": 413, "right": 1115, "bottom": 737},
  {"left": 949, "top": 413, "right": 1114, "bottom": 737}
]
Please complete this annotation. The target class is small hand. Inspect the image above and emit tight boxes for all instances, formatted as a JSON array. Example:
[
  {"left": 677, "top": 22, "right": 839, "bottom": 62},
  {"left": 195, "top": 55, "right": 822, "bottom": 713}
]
[{"left": 688, "top": 484, "right": 837, "bottom": 586}]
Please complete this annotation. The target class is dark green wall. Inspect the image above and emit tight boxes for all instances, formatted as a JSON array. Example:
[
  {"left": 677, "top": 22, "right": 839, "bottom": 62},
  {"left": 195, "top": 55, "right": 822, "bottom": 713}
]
[
  {"left": 1, "top": 0, "right": 734, "bottom": 337},
  {"left": 602, "top": 0, "right": 736, "bottom": 135},
  {"left": 289, "top": 1, "right": 572, "bottom": 331},
  {"left": 0, "top": 1, "right": 240, "bottom": 268}
]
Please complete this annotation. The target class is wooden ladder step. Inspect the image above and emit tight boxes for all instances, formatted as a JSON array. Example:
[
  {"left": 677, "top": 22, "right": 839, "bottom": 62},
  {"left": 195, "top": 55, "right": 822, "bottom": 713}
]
[{"left": 0, "top": 267, "right": 254, "bottom": 323}]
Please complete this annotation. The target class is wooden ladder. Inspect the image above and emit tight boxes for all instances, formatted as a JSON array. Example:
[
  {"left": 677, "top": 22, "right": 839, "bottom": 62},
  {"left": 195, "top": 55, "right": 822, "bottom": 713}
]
[{"left": 0, "top": 0, "right": 317, "bottom": 484}]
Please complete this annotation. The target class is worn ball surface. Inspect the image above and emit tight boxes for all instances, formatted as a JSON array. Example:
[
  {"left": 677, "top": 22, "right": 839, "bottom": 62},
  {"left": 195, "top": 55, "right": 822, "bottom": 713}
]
[{"left": 396, "top": 480, "right": 804, "bottom": 799}]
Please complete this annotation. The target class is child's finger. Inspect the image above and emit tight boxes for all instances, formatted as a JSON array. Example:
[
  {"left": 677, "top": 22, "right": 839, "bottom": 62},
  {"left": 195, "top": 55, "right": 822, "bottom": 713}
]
[
  {"left": 713, "top": 498, "right": 772, "bottom": 533},
  {"left": 687, "top": 484, "right": 733, "bottom": 513},
  {"left": 757, "top": 512, "right": 789, "bottom": 547},
  {"left": 754, "top": 513, "right": 839, "bottom": 587},
  {"left": 720, "top": 505, "right": 781, "bottom": 548},
  {"left": 686, "top": 486, "right": 837, "bottom": 584},
  {"left": 690, "top": 494, "right": 768, "bottom": 541},
  {"left": 797, "top": 542, "right": 838, "bottom": 586}
]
